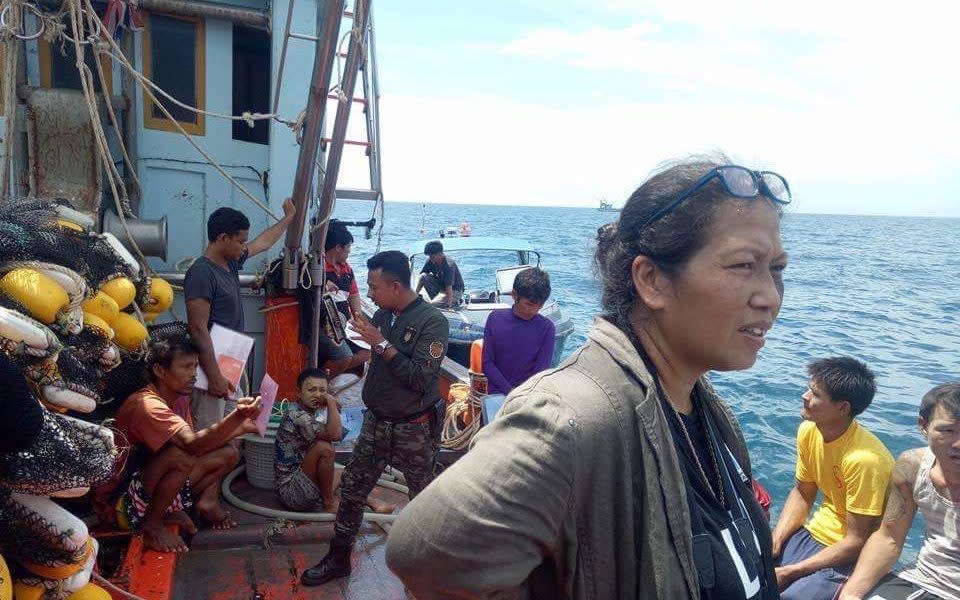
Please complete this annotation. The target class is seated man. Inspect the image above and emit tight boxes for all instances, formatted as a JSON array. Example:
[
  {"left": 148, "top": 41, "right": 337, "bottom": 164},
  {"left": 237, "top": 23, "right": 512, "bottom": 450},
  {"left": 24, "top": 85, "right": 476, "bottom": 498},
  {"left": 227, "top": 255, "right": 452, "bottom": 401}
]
[
  {"left": 275, "top": 368, "right": 344, "bottom": 513},
  {"left": 481, "top": 267, "right": 556, "bottom": 395},
  {"left": 772, "top": 357, "right": 895, "bottom": 600},
  {"left": 113, "top": 334, "right": 261, "bottom": 553},
  {"left": 320, "top": 220, "right": 370, "bottom": 378},
  {"left": 839, "top": 382, "right": 960, "bottom": 600},
  {"left": 274, "top": 368, "right": 396, "bottom": 515},
  {"left": 415, "top": 241, "right": 464, "bottom": 309}
]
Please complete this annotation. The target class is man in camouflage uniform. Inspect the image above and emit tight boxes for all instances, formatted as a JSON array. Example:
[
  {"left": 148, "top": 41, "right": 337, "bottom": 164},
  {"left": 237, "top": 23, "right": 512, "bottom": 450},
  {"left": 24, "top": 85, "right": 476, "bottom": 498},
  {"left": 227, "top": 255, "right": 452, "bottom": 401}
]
[{"left": 301, "top": 250, "right": 449, "bottom": 587}]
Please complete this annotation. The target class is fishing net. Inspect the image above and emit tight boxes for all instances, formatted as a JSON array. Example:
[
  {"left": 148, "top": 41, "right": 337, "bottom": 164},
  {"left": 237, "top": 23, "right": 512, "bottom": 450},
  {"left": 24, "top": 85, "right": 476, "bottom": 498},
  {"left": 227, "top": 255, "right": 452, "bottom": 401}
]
[
  {"left": 60, "top": 328, "right": 120, "bottom": 373},
  {"left": 147, "top": 320, "right": 189, "bottom": 340},
  {"left": 100, "top": 351, "right": 148, "bottom": 408},
  {"left": 56, "top": 348, "right": 103, "bottom": 398},
  {"left": 0, "top": 198, "right": 58, "bottom": 231},
  {"left": 0, "top": 409, "right": 117, "bottom": 496},
  {"left": 0, "top": 487, "right": 87, "bottom": 568}
]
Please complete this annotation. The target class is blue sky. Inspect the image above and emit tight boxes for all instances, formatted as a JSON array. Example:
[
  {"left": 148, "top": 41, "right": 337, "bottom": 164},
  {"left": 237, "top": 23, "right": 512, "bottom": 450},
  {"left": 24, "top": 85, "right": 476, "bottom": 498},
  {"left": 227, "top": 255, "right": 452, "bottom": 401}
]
[{"left": 341, "top": 1, "right": 960, "bottom": 217}]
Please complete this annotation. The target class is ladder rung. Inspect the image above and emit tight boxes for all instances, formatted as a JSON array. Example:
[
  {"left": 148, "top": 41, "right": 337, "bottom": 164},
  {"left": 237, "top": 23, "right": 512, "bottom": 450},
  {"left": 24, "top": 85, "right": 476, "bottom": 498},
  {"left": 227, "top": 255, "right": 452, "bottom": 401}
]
[
  {"left": 336, "top": 188, "right": 380, "bottom": 201},
  {"left": 289, "top": 32, "right": 318, "bottom": 42},
  {"left": 321, "top": 138, "right": 371, "bottom": 147},
  {"left": 344, "top": 10, "right": 354, "bottom": 18},
  {"left": 327, "top": 94, "right": 368, "bottom": 105}
]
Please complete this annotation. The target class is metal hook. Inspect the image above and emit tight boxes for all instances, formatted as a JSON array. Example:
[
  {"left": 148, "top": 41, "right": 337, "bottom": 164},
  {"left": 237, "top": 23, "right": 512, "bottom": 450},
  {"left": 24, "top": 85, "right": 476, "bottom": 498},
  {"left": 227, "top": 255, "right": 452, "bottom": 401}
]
[{"left": 0, "top": 3, "right": 46, "bottom": 41}]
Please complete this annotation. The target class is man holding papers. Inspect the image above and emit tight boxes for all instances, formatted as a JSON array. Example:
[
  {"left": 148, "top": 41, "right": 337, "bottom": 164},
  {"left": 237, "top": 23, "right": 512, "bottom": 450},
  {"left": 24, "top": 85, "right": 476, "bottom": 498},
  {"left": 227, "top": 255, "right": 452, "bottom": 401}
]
[
  {"left": 184, "top": 199, "right": 296, "bottom": 428},
  {"left": 112, "top": 334, "right": 262, "bottom": 550}
]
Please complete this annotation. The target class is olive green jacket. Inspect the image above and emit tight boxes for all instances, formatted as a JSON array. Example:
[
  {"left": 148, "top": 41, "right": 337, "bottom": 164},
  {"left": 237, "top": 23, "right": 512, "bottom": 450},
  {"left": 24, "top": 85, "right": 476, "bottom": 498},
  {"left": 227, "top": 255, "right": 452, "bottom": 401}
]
[{"left": 387, "top": 317, "right": 763, "bottom": 600}]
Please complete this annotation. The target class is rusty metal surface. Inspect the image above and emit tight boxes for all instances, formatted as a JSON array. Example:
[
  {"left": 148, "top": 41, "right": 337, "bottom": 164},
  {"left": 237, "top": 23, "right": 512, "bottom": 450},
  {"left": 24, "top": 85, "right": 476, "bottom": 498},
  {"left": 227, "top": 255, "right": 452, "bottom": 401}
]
[
  {"left": 25, "top": 88, "right": 101, "bottom": 212},
  {"left": 171, "top": 474, "right": 413, "bottom": 600}
]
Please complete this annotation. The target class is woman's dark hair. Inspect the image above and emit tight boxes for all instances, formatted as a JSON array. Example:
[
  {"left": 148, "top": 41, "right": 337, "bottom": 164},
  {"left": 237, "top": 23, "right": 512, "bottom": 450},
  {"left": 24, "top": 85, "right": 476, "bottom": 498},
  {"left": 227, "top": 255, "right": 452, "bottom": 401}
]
[
  {"left": 325, "top": 220, "right": 354, "bottom": 251},
  {"left": 367, "top": 250, "right": 412, "bottom": 288},
  {"left": 513, "top": 267, "right": 551, "bottom": 304},
  {"left": 146, "top": 333, "right": 200, "bottom": 381},
  {"left": 919, "top": 382, "right": 960, "bottom": 421},
  {"left": 207, "top": 207, "right": 250, "bottom": 242},
  {"left": 595, "top": 154, "right": 782, "bottom": 328},
  {"left": 807, "top": 356, "right": 877, "bottom": 417},
  {"left": 424, "top": 241, "right": 444, "bottom": 256},
  {"left": 297, "top": 367, "right": 330, "bottom": 388}
]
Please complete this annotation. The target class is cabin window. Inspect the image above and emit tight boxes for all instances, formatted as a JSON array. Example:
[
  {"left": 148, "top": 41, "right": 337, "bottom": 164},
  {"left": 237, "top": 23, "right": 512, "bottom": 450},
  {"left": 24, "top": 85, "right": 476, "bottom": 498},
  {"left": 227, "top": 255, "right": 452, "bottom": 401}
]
[
  {"left": 142, "top": 12, "right": 205, "bottom": 135},
  {"left": 38, "top": 32, "right": 113, "bottom": 92},
  {"left": 232, "top": 25, "right": 270, "bottom": 145}
]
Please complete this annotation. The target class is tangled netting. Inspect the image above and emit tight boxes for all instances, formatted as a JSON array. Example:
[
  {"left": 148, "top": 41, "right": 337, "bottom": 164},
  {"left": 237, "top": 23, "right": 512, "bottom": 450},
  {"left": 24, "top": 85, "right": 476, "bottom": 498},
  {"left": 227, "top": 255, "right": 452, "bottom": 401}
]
[
  {"left": 0, "top": 410, "right": 116, "bottom": 497},
  {"left": 0, "top": 487, "right": 86, "bottom": 568},
  {"left": 0, "top": 199, "right": 135, "bottom": 288},
  {"left": 56, "top": 348, "right": 102, "bottom": 396}
]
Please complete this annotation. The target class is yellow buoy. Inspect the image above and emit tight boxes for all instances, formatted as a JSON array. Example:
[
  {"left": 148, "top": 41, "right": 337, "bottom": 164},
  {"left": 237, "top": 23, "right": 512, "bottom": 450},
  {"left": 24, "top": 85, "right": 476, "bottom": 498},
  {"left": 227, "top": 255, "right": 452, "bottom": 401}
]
[
  {"left": 0, "top": 554, "right": 11, "bottom": 600},
  {"left": 67, "top": 583, "right": 111, "bottom": 600},
  {"left": 81, "top": 291, "right": 120, "bottom": 326},
  {"left": 112, "top": 312, "right": 147, "bottom": 351},
  {"left": 82, "top": 312, "right": 115, "bottom": 339},
  {"left": 148, "top": 278, "right": 174, "bottom": 313},
  {"left": 12, "top": 580, "right": 43, "bottom": 600},
  {"left": 56, "top": 218, "right": 85, "bottom": 233},
  {"left": 0, "top": 269, "right": 69, "bottom": 325},
  {"left": 99, "top": 277, "right": 136, "bottom": 310}
]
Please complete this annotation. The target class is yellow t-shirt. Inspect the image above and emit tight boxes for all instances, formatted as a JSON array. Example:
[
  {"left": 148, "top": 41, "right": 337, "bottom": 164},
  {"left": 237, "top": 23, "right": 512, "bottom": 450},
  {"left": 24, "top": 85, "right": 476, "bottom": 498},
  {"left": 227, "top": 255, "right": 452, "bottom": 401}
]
[{"left": 796, "top": 419, "right": 894, "bottom": 546}]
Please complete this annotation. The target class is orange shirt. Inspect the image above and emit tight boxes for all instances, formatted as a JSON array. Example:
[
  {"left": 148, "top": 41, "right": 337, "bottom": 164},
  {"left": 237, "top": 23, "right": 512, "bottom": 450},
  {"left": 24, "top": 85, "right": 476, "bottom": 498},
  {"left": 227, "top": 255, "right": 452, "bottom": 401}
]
[{"left": 115, "top": 385, "right": 194, "bottom": 453}]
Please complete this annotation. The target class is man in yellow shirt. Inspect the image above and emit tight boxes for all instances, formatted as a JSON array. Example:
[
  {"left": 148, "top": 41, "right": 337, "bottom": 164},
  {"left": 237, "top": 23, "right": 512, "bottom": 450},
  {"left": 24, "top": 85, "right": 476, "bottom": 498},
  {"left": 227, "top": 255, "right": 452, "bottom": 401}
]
[{"left": 771, "top": 357, "right": 895, "bottom": 600}]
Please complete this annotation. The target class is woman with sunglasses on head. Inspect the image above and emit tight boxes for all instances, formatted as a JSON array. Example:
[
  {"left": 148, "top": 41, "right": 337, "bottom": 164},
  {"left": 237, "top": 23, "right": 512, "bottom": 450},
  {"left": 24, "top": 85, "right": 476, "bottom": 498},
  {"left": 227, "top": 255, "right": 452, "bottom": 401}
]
[{"left": 386, "top": 156, "right": 790, "bottom": 600}]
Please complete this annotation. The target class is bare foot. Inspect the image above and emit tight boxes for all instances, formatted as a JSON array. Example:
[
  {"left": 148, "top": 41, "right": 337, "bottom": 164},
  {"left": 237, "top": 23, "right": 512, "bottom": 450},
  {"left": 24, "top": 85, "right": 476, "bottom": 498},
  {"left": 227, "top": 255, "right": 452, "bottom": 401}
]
[
  {"left": 365, "top": 497, "right": 397, "bottom": 514},
  {"left": 194, "top": 500, "right": 238, "bottom": 530},
  {"left": 321, "top": 497, "right": 341, "bottom": 514},
  {"left": 142, "top": 522, "right": 189, "bottom": 553},
  {"left": 164, "top": 510, "right": 198, "bottom": 535}
]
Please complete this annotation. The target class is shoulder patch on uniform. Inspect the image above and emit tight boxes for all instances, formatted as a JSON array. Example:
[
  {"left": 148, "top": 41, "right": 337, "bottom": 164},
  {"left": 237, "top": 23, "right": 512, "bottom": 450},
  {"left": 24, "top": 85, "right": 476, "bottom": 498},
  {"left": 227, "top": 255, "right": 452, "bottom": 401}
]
[{"left": 429, "top": 341, "right": 444, "bottom": 359}]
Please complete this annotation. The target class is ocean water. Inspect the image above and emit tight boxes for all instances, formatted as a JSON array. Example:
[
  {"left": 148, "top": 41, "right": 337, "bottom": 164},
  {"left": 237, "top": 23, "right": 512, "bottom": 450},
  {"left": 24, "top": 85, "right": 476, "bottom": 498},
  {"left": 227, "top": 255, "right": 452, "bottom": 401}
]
[{"left": 336, "top": 199, "right": 960, "bottom": 558}]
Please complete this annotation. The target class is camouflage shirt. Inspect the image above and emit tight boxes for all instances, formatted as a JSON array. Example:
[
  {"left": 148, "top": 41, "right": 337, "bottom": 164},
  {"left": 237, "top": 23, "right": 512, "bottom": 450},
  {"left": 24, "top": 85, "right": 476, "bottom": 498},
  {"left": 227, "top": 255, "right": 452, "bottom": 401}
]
[
  {"left": 274, "top": 404, "right": 327, "bottom": 487},
  {"left": 362, "top": 297, "right": 450, "bottom": 420}
]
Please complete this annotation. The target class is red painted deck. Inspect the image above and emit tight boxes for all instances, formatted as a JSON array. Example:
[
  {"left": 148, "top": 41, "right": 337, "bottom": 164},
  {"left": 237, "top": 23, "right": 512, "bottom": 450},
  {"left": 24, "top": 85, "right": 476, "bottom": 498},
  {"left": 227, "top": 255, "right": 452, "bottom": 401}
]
[{"left": 106, "top": 474, "right": 412, "bottom": 600}]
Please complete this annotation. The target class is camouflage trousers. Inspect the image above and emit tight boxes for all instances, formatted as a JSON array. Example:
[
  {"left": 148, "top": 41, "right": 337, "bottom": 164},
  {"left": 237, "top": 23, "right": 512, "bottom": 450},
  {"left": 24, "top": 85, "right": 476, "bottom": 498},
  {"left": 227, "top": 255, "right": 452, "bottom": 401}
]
[{"left": 335, "top": 410, "right": 438, "bottom": 542}]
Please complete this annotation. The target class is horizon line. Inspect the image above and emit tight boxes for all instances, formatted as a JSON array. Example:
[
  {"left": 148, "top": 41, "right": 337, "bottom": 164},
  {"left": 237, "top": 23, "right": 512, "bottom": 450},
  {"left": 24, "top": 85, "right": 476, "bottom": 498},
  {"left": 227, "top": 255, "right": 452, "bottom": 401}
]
[{"left": 359, "top": 198, "right": 959, "bottom": 220}]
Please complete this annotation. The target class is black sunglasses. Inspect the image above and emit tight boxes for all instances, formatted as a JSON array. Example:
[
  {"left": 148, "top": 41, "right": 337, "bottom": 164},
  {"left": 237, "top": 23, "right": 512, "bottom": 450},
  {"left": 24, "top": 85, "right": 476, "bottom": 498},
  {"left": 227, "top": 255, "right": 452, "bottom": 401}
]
[{"left": 639, "top": 165, "right": 791, "bottom": 230}]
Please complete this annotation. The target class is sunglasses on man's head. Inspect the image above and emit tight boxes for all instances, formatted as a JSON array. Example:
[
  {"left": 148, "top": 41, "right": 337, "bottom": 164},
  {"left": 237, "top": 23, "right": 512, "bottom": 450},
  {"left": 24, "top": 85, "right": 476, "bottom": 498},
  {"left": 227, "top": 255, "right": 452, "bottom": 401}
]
[{"left": 639, "top": 165, "right": 792, "bottom": 231}]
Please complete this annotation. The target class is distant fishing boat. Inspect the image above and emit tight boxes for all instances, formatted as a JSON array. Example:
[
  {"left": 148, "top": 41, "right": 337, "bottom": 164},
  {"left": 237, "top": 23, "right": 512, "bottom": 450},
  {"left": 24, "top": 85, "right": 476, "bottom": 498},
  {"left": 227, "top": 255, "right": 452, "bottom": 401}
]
[{"left": 598, "top": 199, "right": 619, "bottom": 212}]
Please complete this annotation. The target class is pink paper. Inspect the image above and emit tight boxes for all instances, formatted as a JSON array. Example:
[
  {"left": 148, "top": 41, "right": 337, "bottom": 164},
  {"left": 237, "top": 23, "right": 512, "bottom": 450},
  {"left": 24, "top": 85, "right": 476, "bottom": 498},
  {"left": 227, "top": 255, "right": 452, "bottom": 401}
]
[{"left": 255, "top": 374, "right": 279, "bottom": 437}]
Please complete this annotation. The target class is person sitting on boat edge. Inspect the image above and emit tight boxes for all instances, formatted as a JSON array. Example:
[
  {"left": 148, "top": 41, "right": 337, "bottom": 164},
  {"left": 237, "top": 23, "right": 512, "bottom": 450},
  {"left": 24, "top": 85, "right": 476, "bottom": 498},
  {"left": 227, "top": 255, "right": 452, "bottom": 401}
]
[
  {"left": 386, "top": 156, "right": 790, "bottom": 599},
  {"left": 772, "top": 357, "right": 895, "bottom": 600},
  {"left": 300, "top": 250, "right": 449, "bottom": 587},
  {"left": 184, "top": 199, "right": 296, "bottom": 429},
  {"left": 838, "top": 382, "right": 960, "bottom": 600},
  {"left": 481, "top": 267, "right": 556, "bottom": 395},
  {"left": 318, "top": 220, "right": 371, "bottom": 378},
  {"left": 110, "top": 334, "right": 262, "bottom": 552},
  {"left": 415, "top": 240, "right": 464, "bottom": 309}
]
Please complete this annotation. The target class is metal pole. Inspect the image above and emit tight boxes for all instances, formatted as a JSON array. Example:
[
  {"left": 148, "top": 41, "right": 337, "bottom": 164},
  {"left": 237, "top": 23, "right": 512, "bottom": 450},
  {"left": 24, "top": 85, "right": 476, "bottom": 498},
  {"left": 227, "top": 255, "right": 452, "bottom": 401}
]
[
  {"left": 313, "top": 0, "right": 372, "bottom": 249},
  {"left": 282, "top": 0, "right": 345, "bottom": 290}
]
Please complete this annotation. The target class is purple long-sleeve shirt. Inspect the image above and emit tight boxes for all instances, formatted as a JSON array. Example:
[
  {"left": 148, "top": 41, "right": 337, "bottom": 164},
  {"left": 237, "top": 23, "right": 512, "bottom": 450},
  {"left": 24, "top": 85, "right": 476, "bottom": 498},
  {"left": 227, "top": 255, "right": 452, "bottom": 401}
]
[{"left": 481, "top": 308, "right": 556, "bottom": 395}]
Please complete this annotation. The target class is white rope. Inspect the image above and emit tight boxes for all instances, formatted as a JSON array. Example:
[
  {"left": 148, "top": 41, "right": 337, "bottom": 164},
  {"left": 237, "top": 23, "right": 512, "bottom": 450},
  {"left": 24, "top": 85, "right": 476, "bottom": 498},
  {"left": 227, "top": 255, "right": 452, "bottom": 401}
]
[
  {"left": 0, "top": 1, "right": 23, "bottom": 199},
  {"left": 92, "top": 573, "right": 150, "bottom": 600},
  {"left": 441, "top": 385, "right": 483, "bottom": 450}
]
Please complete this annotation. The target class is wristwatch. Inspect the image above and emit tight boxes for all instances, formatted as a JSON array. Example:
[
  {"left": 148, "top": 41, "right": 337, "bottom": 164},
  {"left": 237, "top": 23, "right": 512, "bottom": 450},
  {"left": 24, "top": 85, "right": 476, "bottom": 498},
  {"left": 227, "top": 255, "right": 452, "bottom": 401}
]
[{"left": 373, "top": 340, "right": 393, "bottom": 355}]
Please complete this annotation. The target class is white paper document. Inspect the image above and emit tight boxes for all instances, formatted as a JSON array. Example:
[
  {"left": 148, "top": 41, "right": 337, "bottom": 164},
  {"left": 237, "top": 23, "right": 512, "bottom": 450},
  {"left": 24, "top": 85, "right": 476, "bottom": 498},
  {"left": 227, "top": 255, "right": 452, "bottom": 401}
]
[{"left": 195, "top": 324, "right": 255, "bottom": 393}]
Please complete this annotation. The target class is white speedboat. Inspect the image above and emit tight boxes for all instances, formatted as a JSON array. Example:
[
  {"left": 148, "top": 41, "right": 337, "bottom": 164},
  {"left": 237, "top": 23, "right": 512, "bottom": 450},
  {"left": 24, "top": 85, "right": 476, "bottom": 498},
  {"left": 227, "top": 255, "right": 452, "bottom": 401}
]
[{"left": 407, "top": 237, "right": 574, "bottom": 368}]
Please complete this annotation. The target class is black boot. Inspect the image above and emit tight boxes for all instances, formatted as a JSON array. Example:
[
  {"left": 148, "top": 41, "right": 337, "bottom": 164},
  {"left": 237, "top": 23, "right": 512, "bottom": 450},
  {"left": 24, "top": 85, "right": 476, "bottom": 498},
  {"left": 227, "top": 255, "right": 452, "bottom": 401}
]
[{"left": 300, "top": 535, "right": 353, "bottom": 587}]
